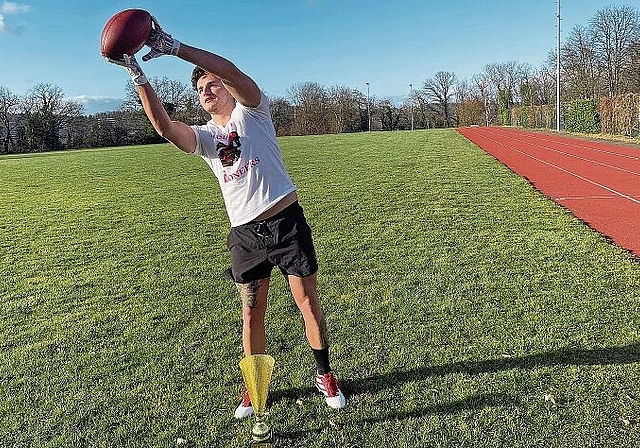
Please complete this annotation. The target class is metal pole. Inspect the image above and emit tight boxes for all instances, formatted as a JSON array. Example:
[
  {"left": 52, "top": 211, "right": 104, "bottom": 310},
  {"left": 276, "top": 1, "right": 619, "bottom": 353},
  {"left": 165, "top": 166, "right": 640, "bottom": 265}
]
[
  {"left": 366, "top": 82, "right": 371, "bottom": 132},
  {"left": 409, "top": 84, "right": 414, "bottom": 131},
  {"left": 556, "top": 0, "right": 561, "bottom": 132}
]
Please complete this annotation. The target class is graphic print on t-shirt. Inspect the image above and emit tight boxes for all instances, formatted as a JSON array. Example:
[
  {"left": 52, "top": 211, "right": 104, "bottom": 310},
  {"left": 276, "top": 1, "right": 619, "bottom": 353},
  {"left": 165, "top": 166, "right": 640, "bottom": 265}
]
[{"left": 217, "top": 129, "right": 242, "bottom": 167}]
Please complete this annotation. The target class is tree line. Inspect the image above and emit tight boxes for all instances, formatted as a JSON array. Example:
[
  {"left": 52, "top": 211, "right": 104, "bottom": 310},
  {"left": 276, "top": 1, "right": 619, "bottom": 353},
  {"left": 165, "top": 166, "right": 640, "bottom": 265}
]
[{"left": 1, "top": 5, "right": 638, "bottom": 155}]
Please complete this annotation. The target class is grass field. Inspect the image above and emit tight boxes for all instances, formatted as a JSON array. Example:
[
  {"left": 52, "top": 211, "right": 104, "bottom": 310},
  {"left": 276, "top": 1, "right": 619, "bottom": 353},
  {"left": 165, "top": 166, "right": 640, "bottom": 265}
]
[{"left": 1, "top": 129, "right": 639, "bottom": 447}]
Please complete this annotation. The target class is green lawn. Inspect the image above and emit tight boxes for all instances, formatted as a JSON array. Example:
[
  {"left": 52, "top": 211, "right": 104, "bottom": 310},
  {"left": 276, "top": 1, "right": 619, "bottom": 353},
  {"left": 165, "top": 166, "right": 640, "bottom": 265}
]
[{"left": 1, "top": 129, "right": 639, "bottom": 447}]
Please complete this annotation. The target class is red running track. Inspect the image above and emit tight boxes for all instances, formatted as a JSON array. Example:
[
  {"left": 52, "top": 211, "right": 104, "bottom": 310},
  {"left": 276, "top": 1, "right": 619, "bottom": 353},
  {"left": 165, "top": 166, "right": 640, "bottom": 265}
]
[{"left": 457, "top": 126, "right": 640, "bottom": 257}]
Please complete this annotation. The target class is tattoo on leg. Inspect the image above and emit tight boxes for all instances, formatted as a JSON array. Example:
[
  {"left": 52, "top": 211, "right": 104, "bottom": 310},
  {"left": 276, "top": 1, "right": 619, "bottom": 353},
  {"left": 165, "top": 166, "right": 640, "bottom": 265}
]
[
  {"left": 235, "top": 279, "right": 265, "bottom": 308},
  {"left": 304, "top": 315, "right": 328, "bottom": 347},
  {"left": 318, "top": 316, "right": 328, "bottom": 348}
]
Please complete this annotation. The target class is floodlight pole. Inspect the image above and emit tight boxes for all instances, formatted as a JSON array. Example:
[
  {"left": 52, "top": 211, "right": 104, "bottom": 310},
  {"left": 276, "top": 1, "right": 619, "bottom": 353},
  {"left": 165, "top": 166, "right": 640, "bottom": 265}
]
[
  {"left": 366, "top": 82, "right": 371, "bottom": 132},
  {"left": 556, "top": 0, "right": 561, "bottom": 132},
  {"left": 409, "top": 84, "right": 414, "bottom": 131}
]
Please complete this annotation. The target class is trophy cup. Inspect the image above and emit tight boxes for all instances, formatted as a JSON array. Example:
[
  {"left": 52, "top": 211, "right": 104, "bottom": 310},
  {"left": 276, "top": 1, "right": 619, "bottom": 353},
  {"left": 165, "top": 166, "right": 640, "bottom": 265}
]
[{"left": 239, "top": 354, "right": 275, "bottom": 447}]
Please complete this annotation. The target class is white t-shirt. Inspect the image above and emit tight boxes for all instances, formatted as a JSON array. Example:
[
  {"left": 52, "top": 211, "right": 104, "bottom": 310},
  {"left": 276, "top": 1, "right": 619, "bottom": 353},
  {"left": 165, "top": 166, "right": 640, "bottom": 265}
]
[{"left": 190, "top": 92, "right": 296, "bottom": 227}]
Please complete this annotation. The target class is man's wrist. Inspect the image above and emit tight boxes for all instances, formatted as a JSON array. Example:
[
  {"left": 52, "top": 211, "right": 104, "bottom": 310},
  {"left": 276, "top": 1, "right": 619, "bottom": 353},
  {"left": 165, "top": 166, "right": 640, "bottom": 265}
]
[
  {"left": 170, "top": 39, "right": 181, "bottom": 56},
  {"left": 132, "top": 74, "right": 148, "bottom": 86}
]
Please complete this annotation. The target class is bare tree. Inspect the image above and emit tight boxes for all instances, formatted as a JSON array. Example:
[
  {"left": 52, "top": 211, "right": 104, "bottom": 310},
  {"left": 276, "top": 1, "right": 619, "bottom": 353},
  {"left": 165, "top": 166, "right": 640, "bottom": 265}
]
[
  {"left": 58, "top": 100, "right": 86, "bottom": 148},
  {"left": 535, "top": 58, "right": 557, "bottom": 106},
  {"left": 327, "top": 86, "right": 362, "bottom": 133},
  {"left": 454, "top": 78, "right": 470, "bottom": 105},
  {"left": 519, "top": 67, "right": 538, "bottom": 107},
  {"left": 287, "top": 82, "right": 331, "bottom": 135},
  {"left": 268, "top": 96, "right": 294, "bottom": 136},
  {"left": 590, "top": 5, "right": 640, "bottom": 96},
  {"left": 0, "top": 86, "right": 22, "bottom": 153},
  {"left": 123, "top": 76, "right": 193, "bottom": 117},
  {"left": 423, "top": 71, "right": 457, "bottom": 127},
  {"left": 484, "top": 62, "right": 529, "bottom": 124},
  {"left": 377, "top": 99, "right": 400, "bottom": 131},
  {"left": 408, "top": 88, "right": 433, "bottom": 129},
  {"left": 454, "top": 78, "right": 485, "bottom": 126},
  {"left": 471, "top": 72, "right": 494, "bottom": 126},
  {"left": 18, "top": 84, "right": 83, "bottom": 152},
  {"left": 561, "top": 25, "right": 602, "bottom": 100},
  {"left": 630, "top": 39, "right": 640, "bottom": 93}
]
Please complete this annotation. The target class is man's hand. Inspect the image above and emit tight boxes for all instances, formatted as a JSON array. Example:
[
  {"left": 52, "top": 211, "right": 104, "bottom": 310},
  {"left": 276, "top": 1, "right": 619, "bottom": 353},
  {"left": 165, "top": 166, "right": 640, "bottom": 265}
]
[
  {"left": 142, "top": 16, "right": 181, "bottom": 61},
  {"left": 105, "top": 54, "right": 148, "bottom": 86}
]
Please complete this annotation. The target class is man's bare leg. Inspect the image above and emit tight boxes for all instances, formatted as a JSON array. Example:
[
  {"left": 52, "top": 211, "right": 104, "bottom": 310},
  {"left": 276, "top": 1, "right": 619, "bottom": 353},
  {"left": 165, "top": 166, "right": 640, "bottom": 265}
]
[
  {"left": 287, "top": 274, "right": 327, "bottom": 349},
  {"left": 235, "top": 277, "right": 270, "bottom": 355}
]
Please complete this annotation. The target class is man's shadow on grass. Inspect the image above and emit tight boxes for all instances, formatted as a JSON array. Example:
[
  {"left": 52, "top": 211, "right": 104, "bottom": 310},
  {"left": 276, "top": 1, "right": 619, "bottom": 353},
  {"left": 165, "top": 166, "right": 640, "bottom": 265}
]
[
  {"left": 341, "top": 342, "right": 640, "bottom": 397},
  {"left": 273, "top": 392, "right": 519, "bottom": 443},
  {"left": 270, "top": 342, "right": 640, "bottom": 429}
]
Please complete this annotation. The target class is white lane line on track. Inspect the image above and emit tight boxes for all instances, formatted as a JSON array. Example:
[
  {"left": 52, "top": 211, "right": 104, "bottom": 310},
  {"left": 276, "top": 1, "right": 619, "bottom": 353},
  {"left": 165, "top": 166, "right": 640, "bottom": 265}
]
[
  {"left": 490, "top": 128, "right": 640, "bottom": 162},
  {"left": 483, "top": 130, "right": 640, "bottom": 178},
  {"left": 551, "top": 195, "right": 620, "bottom": 201},
  {"left": 473, "top": 132, "right": 640, "bottom": 207}
]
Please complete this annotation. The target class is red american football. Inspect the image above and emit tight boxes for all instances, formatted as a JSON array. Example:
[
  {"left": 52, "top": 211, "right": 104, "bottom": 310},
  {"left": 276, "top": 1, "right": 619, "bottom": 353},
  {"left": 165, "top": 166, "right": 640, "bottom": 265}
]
[{"left": 100, "top": 9, "right": 152, "bottom": 59}]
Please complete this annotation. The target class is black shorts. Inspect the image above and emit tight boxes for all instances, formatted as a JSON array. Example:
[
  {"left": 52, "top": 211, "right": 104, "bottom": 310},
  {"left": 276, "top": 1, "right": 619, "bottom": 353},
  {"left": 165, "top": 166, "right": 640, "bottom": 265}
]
[{"left": 226, "top": 202, "right": 318, "bottom": 283}]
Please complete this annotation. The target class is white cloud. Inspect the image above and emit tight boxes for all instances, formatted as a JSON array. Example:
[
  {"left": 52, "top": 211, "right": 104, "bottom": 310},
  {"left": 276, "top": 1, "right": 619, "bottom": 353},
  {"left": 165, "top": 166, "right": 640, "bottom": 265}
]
[
  {"left": 2, "top": 2, "right": 30, "bottom": 14},
  {"left": 0, "top": 2, "right": 29, "bottom": 34}
]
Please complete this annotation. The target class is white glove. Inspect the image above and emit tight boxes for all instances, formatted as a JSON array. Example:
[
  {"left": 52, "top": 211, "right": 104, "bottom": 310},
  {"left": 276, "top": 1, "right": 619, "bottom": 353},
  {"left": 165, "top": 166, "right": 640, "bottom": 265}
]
[
  {"left": 105, "top": 54, "right": 148, "bottom": 86},
  {"left": 142, "top": 16, "right": 181, "bottom": 61}
]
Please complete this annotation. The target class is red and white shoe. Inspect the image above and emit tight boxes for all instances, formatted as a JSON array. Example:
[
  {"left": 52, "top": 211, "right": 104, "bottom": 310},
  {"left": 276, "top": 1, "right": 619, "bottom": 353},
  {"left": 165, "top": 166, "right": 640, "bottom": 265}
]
[
  {"left": 234, "top": 389, "right": 253, "bottom": 419},
  {"left": 315, "top": 371, "right": 346, "bottom": 409}
]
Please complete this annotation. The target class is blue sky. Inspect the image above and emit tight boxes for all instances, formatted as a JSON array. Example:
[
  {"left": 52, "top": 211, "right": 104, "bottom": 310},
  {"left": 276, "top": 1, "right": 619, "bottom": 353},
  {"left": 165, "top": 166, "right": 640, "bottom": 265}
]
[{"left": 0, "top": 0, "right": 638, "bottom": 114}]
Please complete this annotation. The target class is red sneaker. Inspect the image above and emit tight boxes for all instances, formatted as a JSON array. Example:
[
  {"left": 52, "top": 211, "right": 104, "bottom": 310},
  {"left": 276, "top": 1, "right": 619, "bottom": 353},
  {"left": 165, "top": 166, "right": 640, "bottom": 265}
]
[
  {"left": 315, "top": 372, "right": 346, "bottom": 409},
  {"left": 234, "top": 389, "right": 253, "bottom": 419}
]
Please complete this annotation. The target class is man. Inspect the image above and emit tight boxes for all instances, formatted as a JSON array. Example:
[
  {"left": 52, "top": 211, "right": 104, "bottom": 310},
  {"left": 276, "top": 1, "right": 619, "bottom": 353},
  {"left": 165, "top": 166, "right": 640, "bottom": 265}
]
[{"left": 106, "top": 16, "right": 345, "bottom": 418}]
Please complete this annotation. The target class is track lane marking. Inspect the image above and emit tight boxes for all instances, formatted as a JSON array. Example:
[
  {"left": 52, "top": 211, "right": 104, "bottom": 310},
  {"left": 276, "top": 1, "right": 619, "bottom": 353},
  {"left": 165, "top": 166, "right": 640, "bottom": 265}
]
[
  {"left": 474, "top": 128, "right": 640, "bottom": 178},
  {"left": 486, "top": 127, "right": 640, "bottom": 162},
  {"left": 472, "top": 132, "right": 640, "bottom": 207}
]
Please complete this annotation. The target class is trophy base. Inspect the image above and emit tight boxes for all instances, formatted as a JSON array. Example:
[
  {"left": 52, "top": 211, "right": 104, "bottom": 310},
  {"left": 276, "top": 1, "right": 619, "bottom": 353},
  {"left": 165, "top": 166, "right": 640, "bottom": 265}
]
[
  {"left": 250, "top": 441, "right": 274, "bottom": 448},
  {"left": 251, "top": 421, "right": 272, "bottom": 443},
  {"left": 249, "top": 428, "right": 273, "bottom": 447}
]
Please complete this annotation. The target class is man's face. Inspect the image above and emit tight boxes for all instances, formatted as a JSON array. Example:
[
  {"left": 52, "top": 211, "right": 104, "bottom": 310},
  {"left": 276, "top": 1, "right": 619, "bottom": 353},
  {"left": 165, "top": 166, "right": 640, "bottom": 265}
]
[{"left": 196, "top": 73, "right": 234, "bottom": 115}]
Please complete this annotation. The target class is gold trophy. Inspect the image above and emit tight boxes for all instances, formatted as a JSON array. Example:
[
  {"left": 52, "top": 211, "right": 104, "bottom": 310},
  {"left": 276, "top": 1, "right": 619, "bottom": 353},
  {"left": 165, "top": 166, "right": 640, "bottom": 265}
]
[{"left": 239, "top": 354, "right": 275, "bottom": 446}]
